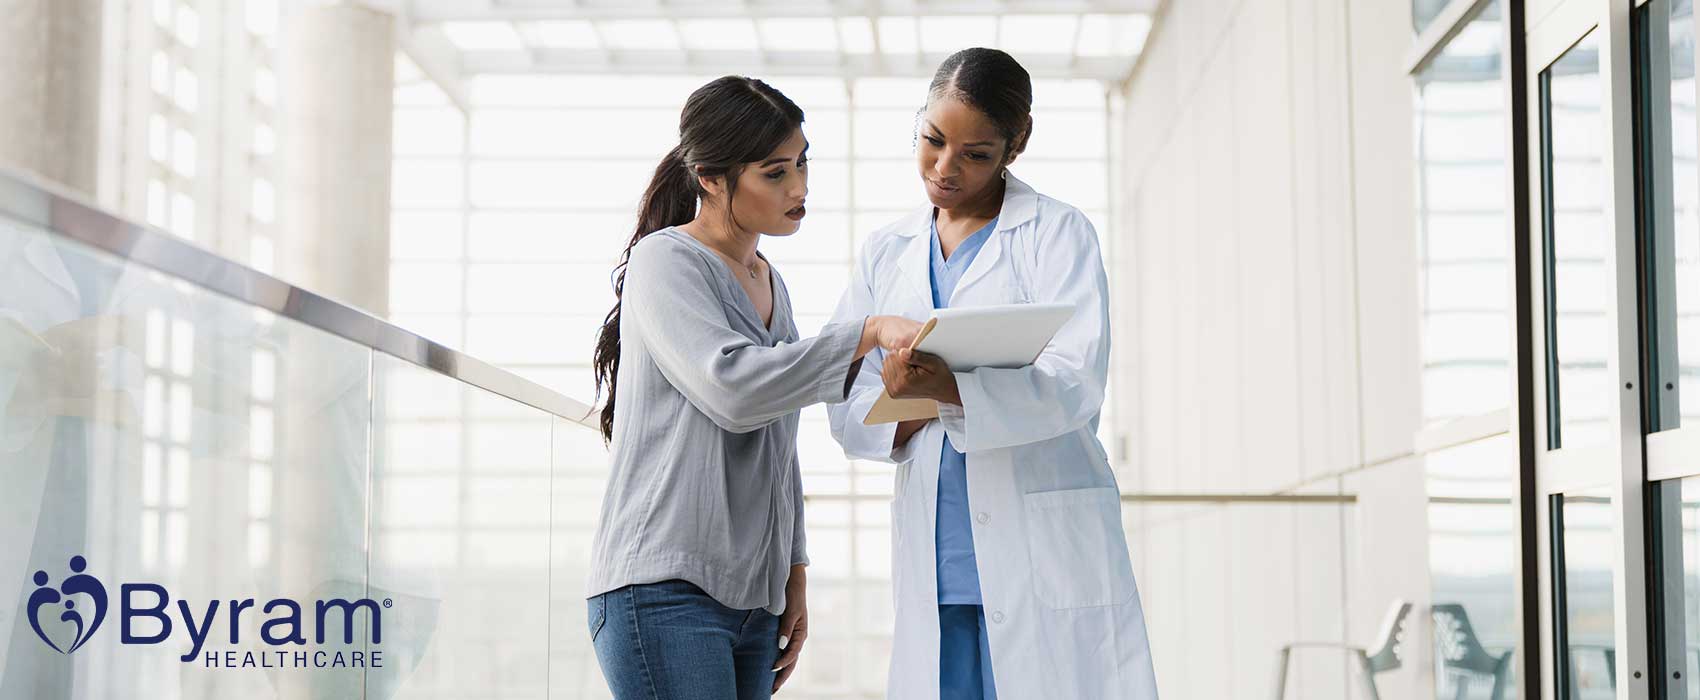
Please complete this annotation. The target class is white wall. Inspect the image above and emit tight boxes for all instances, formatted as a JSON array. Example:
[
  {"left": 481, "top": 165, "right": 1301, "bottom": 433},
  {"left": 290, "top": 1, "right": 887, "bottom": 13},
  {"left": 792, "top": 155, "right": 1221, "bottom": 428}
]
[{"left": 1116, "top": 0, "right": 1436, "bottom": 697}]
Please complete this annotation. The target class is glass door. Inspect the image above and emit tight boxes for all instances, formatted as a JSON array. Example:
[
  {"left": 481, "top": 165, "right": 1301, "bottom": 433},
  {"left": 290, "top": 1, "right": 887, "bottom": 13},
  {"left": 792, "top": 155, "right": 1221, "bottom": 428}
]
[
  {"left": 1526, "top": 0, "right": 1651, "bottom": 697},
  {"left": 1632, "top": 0, "right": 1700, "bottom": 697}
]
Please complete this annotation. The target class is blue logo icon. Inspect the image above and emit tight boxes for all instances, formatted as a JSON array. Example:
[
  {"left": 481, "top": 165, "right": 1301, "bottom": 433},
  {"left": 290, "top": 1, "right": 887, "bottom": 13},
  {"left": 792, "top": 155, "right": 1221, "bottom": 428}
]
[{"left": 28, "top": 555, "right": 108, "bottom": 654}]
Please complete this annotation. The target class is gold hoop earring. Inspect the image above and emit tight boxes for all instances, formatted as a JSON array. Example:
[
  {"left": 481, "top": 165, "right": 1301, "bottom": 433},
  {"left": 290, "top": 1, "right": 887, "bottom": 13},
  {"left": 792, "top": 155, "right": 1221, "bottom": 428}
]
[{"left": 1000, "top": 168, "right": 1008, "bottom": 181}]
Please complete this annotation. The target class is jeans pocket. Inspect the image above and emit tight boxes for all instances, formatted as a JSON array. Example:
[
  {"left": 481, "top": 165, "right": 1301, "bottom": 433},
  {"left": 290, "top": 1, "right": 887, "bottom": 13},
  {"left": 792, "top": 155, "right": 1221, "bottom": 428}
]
[{"left": 588, "top": 595, "right": 607, "bottom": 641}]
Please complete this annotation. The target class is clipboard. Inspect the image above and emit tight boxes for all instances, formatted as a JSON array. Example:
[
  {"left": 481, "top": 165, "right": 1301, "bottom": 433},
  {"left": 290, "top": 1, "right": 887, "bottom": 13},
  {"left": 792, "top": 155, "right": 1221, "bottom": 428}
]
[{"left": 862, "top": 303, "right": 1074, "bottom": 425}]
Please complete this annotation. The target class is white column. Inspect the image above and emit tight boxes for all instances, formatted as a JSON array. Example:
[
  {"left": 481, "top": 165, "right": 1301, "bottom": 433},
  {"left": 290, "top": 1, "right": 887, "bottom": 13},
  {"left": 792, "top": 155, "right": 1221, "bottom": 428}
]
[
  {"left": 0, "top": 0, "right": 103, "bottom": 196},
  {"left": 274, "top": 7, "right": 397, "bottom": 698},
  {"left": 280, "top": 2, "right": 395, "bottom": 315}
]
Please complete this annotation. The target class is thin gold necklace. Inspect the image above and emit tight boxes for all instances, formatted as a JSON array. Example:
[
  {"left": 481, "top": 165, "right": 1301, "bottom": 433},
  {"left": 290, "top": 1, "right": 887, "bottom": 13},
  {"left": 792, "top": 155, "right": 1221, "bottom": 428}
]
[
  {"left": 689, "top": 222, "right": 759, "bottom": 279},
  {"left": 720, "top": 250, "right": 758, "bottom": 279},
  {"left": 731, "top": 254, "right": 758, "bottom": 279}
]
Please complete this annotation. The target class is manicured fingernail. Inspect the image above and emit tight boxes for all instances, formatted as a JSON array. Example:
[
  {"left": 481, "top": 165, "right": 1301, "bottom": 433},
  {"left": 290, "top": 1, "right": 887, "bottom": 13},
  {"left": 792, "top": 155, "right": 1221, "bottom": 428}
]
[{"left": 778, "top": 635, "right": 789, "bottom": 650}]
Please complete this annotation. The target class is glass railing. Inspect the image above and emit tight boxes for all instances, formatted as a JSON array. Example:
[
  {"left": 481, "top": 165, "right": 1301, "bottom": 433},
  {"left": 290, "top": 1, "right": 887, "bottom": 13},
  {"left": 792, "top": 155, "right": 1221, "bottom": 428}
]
[{"left": 0, "top": 167, "right": 611, "bottom": 699}]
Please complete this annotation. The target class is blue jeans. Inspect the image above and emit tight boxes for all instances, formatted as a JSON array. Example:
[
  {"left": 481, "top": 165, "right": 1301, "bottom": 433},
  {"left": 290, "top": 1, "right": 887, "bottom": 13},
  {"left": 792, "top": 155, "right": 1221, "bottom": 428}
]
[{"left": 589, "top": 580, "right": 781, "bottom": 700}]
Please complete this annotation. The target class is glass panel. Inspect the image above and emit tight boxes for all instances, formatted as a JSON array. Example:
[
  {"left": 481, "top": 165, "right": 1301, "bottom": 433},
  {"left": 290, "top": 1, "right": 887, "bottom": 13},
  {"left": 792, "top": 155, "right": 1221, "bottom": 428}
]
[
  {"left": 550, "top": 415, "right": 611, "bottom": 700},
  {"left": 438, "top": 21, "right": 524, "bottom": 51},
  {"left": 838, "top": 17, "right": 875, "bottom": 54},
  {"left": 1639, "top": 0, "right": 1700, "bottom": 431},
  {"left": 1026, "top": 109, "right": 1110, "bottom": 158},
  {"left": 1074, "top": 15, "right": 1152, "bottom": 58},
  {"left": 367, "top": 353, "right": 553, "bottom": 698},
  {"left": 472, "top": 109, "right": 677, "bottom": 159},
  {"left": 1554, "top": 489, "right": 1617, "bottom": 699},
  {"left": 0, "top": 217, "right": 372, "bottom": 697},
  {"left": 916, "top": 16, "right": 996, "bottom": 54},
  {"left": 393, "top": 106, "right": 467, "bottom": 157},
  {"left": 677, "top": 18, "right": 759, "bottom": 50},
  {"left": 998, "top": 15, "right": 1081, "bottom": 55},
  {"left": 516, "top": 21, "right": 599, "bottom": 50},
  {"left": 875, "top": 17, "right": 918, "bottom": 56},
  {"left": 1653, "top": 477, "right": 1700, "bottom": 699},
  {"left": 1427, "top": 435, "right": 1519, "bottom": 699},
  {"left": 1138, "top": 498, "right": 1357, "bottom": 698},
  {"left": 1541, "top": 30, "right": 1609, "bottom": 450},
  {"left": 468, "top": 161, "right": 655, "bottom": 209},
  {"left": 597, "top": 20, "right": 682, "bottom": 51},
  {"left": 756, "top": 18, "right": 839, "bottom": 53},
  {"left": 1414, "top": 0, "right": 1454, "bottom": 33},
  {"left": 1415, "top": 1, "right": 1510, "bottom": 425}
]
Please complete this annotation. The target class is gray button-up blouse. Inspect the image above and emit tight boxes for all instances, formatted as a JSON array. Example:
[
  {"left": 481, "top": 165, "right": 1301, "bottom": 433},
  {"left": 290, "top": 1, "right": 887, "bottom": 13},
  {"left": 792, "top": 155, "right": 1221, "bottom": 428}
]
[{"left": 585, "top": 227, "right": 864, "bottom": 615}]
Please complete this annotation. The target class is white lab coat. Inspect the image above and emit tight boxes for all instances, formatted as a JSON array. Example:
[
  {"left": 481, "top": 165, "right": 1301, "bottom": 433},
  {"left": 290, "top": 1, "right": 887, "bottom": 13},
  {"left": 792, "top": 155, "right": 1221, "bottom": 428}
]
[{"left": 826, "top": 174, "right": 1159, "bottom": 699}]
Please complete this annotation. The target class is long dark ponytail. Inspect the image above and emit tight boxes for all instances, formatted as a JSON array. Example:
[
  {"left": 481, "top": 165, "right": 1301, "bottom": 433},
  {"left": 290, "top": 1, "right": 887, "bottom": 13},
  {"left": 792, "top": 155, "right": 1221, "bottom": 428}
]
[{"left": 592, "top": 76, "right": 806, "bottom": 442}]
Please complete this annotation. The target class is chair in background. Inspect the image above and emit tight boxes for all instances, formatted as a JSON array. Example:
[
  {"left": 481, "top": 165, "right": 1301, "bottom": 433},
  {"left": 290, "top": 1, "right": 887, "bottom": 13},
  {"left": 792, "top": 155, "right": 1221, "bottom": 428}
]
[
  {"left": 1272, "top": 600, "right": 1412, "bottom": 700},
  {"left": 1431, "top": 603, "right": 1513, "bottom": 700}
]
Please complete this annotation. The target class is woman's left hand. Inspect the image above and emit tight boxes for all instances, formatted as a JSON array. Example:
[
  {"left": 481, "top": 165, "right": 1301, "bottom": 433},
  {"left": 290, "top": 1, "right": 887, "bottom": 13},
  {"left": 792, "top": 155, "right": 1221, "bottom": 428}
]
[
  {"left": 882, "top": 348, "right": 962, "bottom": 405},
  {"left": 773, "top": 564, "right": 809, "bottom": 693}
]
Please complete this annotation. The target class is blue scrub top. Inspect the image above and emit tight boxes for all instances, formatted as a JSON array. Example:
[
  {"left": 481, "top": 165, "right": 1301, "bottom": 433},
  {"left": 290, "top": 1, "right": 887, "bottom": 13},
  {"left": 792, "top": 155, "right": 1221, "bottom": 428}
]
[{"left": 929, "top": 214, "right": 997, "bottom": 605}]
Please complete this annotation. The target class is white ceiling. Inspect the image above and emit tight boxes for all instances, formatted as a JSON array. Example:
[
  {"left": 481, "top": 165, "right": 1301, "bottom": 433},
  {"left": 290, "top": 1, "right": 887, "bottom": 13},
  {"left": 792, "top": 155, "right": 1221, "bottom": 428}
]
[{"left": 398, "top": 0, "right": 1156, "bottom": 97}]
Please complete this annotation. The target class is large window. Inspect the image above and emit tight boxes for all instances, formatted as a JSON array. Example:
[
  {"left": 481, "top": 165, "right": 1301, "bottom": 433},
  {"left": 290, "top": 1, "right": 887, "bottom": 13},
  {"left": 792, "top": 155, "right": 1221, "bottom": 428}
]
[
  {"left": 1553, "top": 489, "right": 1618, "bottom": 699},
  {"left": 1414, "top": 0, "right": 1455, "bottom": 33},
  {"left": 1537, "top": 24, "right": 1617, "bottom": 700},
  {"left": 139, "top": 0, "right": 203, "bottom": 241},
  {"left": 120, "top": 0, "right": 287, "bottom": 579},
  {"left": 1416, "top": 2, "right": 1512, "bottom": 425},
  {"left": 1640, "top": 0, "right": 1700, "bottom": 432},
  {"left": 1413, "top": 4, "right": 1522, "bottom": 698},
  {"left": 1540, "top": 29, "right": 1609, "bottom": 452},
  {"left": 122, "top": 0, "right": 281, "bottom": 268}
]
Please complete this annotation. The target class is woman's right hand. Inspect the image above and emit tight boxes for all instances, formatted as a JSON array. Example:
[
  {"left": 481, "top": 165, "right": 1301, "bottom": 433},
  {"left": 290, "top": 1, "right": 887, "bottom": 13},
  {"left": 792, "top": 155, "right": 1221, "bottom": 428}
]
[
  {"left": 873, "top": 316, "right": 923, "bottom": 352},
  {"left": 856, "top": 315, "right": 923, "bottom": 359}
]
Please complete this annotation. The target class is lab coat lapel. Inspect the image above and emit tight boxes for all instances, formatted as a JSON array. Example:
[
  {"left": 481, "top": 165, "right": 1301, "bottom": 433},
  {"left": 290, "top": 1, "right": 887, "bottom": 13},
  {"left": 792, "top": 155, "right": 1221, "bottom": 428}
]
[
  {"left": 895, "top": 218, "right": 934, "bottom": 312},
  {"left": 948, "top": 230, "right": 1004, "bottom": 305},
  {"left": 942, "top": 174, "right": 1038, "bottom": 303}
]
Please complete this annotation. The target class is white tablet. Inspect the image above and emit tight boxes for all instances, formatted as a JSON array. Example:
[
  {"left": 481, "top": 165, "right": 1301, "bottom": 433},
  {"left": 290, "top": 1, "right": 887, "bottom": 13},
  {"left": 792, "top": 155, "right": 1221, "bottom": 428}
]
[
  {"left": 913, "top": 302, "right": 1075, "bottom": 371},
  {"left": 862, "top": 302, "right": 1076, "bottom": 425}
]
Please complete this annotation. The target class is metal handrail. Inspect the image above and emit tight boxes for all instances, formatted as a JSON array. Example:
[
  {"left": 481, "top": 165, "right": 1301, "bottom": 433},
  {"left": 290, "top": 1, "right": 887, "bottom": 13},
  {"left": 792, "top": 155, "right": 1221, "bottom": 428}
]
[{"left": 0, "top": 166, "right": 599, "bottom": 427}]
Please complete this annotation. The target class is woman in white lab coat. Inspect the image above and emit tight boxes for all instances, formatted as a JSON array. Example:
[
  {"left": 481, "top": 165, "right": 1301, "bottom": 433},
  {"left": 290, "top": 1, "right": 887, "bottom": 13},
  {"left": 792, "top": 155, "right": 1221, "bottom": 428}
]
[{"left": 826, "top": 48, "right": 1159, "bottom": 700}]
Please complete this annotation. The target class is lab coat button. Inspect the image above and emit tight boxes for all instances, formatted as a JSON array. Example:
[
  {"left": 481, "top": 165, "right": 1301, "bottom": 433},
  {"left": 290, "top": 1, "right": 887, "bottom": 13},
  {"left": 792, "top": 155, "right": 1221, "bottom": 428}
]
[
  {"left": 991, "top": 611, "right": 1005, "bottom": 624},
  {"left": 976, "top": 512, "right": 989, "bottom": 524}
]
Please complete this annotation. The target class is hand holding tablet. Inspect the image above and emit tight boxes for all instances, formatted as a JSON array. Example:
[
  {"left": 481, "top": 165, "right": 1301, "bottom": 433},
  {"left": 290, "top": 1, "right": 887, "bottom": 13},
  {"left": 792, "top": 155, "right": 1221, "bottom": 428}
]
[{"left": 863, "top": 303, "right": 1074, "bottom": 425}]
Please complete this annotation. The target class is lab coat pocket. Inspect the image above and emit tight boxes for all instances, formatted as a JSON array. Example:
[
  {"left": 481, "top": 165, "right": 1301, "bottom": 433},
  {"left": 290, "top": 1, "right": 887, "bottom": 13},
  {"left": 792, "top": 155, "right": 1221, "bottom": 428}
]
[{"left": 1022, "top": 486, "right": 1135, "bottom": 609}]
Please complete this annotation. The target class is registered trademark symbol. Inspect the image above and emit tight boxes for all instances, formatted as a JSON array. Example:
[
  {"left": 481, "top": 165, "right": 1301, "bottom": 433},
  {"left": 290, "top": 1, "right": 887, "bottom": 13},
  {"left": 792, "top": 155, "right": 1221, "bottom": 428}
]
[{"left": 383, "top": 599, "right": 393, "bottom": 608}]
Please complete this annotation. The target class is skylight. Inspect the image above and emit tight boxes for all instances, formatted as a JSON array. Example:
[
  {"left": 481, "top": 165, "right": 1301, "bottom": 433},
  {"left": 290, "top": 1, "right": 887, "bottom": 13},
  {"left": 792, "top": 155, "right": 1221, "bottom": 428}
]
[
  {"left": 409, "top": 3, "right": 1155, "bottom": 84},
  {"left": 440, "top": 21, "right": 524, "bottom": 51}
]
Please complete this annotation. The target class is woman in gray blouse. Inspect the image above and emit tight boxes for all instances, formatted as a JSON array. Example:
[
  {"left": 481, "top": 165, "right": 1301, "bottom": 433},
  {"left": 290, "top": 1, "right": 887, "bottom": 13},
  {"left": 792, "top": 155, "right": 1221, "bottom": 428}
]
[{"left": 585, "top": 77, "right": 920, "bottom": 699}]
